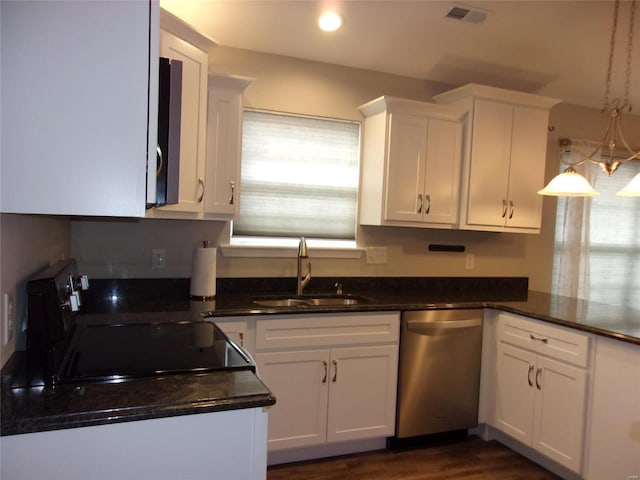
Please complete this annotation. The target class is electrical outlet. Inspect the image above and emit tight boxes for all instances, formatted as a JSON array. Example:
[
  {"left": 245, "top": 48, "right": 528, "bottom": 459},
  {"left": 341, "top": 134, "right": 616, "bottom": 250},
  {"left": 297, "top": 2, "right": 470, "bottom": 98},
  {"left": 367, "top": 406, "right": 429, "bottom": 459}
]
[
  {"left": 3, "top": 293, "right": 14, "bottom": 345},
  {"left": 465, "top": 253, "right": 475, "bottom": 270},
  {"left": 152, "top": 248, "right": 166, "bottom": 269},
  {"left": 366, "top": 247, "right": 388, "bottom": 265}
]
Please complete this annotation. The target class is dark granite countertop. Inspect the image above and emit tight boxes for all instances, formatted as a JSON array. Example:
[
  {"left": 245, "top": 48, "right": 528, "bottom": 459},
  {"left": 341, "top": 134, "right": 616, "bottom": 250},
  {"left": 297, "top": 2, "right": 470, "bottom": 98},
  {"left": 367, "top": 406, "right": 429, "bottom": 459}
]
[
  {"left": 81, "top": 276, "right": 640, "bottom": 344},
  {"left": 4, "top": 275, "right": 639, "bottom": 438},
  {"left": 1, "top": 355, "right": 275, "bottom": 436}
]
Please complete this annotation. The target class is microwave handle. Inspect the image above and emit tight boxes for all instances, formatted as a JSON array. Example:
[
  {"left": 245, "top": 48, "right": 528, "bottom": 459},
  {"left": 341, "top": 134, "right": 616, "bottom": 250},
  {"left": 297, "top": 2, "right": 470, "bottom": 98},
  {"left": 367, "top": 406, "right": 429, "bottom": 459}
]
[{"left": 156, "top": 145, "right": 163, "bottom": 176}]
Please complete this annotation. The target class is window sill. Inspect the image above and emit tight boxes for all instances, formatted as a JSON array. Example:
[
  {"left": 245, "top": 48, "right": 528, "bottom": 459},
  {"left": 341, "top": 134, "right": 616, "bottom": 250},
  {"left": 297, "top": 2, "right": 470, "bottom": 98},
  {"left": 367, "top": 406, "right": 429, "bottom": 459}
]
[{"left": 220, "top": 238, "right": 364, "bottom": 259}]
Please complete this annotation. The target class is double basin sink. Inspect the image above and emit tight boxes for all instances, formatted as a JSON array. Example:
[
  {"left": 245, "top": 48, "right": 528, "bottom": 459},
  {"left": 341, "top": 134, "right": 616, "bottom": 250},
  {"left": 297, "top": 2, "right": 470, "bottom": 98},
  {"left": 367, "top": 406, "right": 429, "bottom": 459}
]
[{"left": 253, "top": 294, "right": 370, "bottom": 308}]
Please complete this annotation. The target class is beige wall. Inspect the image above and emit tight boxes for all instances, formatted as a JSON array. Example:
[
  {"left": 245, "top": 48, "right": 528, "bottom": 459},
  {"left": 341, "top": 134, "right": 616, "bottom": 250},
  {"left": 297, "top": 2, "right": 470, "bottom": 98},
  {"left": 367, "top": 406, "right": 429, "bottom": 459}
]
[
  {"left": 0, "top": 214, "right": 70, "bottom": 365},
  {"left": 71, "top": 47, "right": 640, "bottom": 293}
]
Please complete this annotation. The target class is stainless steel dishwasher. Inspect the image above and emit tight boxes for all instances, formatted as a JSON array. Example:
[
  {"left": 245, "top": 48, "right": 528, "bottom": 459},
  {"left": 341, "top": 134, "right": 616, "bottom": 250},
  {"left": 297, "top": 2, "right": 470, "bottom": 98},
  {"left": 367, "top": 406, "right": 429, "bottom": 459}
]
[{"left": 395, "top": 309, "right": 483, "bottom": 439}]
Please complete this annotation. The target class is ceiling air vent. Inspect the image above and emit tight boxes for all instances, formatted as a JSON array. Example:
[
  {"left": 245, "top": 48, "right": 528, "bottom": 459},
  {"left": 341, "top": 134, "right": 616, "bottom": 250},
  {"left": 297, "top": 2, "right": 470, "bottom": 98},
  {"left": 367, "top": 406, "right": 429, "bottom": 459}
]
[{"left": 445, "top": 5, "right": 488, "bottom": 24}]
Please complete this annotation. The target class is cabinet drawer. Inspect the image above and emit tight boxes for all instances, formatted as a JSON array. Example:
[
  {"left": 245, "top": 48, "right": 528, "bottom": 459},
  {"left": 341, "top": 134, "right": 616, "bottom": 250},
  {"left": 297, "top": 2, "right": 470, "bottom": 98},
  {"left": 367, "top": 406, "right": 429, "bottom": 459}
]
[
  {"left": 256, "top": 312, "right": 400, "bottom": 351},
  {"left": 497, "top": 313, "right": 590, "bottom": 367}
]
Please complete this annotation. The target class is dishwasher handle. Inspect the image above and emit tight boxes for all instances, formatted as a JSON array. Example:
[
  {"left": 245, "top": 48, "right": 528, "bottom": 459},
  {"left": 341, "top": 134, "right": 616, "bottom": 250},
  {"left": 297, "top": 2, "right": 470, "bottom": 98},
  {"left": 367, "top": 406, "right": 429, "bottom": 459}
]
[{"left": 406, "top": 318, "right": 482, "bottom": 335}]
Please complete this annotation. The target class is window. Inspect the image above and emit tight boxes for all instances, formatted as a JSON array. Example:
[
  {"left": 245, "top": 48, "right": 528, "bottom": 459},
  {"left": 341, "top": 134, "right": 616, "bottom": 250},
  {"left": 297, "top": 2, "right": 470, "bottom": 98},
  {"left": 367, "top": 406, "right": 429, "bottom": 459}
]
[
  {"left": 552, "top": 153, "right": 640, "bottom": 307},
  {"left": 233, "top": 110, "right": 360, "bottom": 241}
]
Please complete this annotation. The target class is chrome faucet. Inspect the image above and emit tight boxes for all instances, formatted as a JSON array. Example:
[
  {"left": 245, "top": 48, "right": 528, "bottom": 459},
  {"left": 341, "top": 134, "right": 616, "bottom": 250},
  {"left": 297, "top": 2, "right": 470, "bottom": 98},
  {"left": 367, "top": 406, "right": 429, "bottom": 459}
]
[{"left": 297, "top": 237, "right": 311, "bottom": 295}]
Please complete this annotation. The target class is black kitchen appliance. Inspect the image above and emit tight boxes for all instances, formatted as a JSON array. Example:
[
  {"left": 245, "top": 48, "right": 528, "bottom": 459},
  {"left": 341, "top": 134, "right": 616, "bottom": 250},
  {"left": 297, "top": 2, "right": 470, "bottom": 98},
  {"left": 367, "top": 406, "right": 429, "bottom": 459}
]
[
  {"left": 149, "top": 56, "right": 182, "bottom": 208},
  {"left": 23, "top": 259, "right": 252, "bottom": 386}
]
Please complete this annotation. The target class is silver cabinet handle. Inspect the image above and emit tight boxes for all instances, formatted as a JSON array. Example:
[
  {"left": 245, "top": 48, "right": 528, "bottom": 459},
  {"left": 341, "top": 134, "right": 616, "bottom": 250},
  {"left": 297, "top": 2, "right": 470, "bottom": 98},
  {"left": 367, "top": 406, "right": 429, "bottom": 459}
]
[
  {"left": 535, "top": 368, "right": 542, "bottom": 390},
  {"left": 425, "top": 194, "right": 431, "bottom": 214},
  {"left": 196, "top": 177, "right": 205, "bottom": 203},
  {"left": 528, "top": 364, "right": 534, "bottom": 387},
  {"left": 502, "top": 199, "right": 508, "bottom": 218},
  {"left": 530, "top": 334, "right": 549, "bottom": 344},
  {"left": 508, "top": 200, "right": 514, "bottom": 219},
  {"left": 417, "top": 194, "right": 423, "bottom": 213},
  {"left": 229, "top": 181, "right": 236, "bottom": 205},
  {"left": 322, "top": 360, "right": 328, "bottom": 383},
  {"left": 332, "top": 360, "right": 337, "bottom": 383}
]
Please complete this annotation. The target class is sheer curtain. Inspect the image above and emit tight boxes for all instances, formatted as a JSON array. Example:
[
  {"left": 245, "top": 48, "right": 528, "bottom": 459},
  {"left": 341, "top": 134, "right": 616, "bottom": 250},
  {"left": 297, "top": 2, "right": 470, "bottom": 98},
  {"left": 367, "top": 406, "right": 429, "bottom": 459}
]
[{"left": 552, "top": 139, "right": 640, "bottom": 307}]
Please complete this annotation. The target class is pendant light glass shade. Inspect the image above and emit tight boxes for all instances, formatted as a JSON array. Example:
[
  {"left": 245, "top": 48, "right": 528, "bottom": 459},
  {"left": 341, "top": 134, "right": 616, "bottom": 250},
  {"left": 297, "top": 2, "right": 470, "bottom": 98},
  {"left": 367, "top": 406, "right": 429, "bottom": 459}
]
[
  {"left": 617, "top": 172, "right": 640, "bottom": 196},
  {"left": 538, "top": 167, "right": 599, "bottom": 197}
]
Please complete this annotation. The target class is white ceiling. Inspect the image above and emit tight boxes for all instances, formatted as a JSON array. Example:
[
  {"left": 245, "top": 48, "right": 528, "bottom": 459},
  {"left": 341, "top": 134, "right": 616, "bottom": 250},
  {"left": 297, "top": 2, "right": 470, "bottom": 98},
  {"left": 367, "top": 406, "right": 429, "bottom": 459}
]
[{"left": 160, "top": 0, "right": 640, "bottom": 109}]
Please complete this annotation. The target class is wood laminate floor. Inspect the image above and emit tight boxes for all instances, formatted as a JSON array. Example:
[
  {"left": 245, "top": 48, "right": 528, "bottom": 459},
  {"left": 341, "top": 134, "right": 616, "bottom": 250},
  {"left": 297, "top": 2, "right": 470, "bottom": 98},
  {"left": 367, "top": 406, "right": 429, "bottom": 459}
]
[{"left": 267, "top": 436, "right": 562, "bottom": 480}]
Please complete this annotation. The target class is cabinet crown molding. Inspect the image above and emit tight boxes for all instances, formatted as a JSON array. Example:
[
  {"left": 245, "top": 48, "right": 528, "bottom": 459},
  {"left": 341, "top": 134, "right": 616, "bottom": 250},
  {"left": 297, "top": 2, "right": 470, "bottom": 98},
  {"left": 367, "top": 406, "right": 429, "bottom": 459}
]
[
  {"left": 208, "top": 72, "right": 255, "bottom": 90},
  {"left": 358, "top": 95, "right": 466, "bottom": 121},
  {"left": 160, "top": 7, "right": 217, "bottom": 52},
  {"left": 433, "top": 83, "right": 561, "bottom": 110}
]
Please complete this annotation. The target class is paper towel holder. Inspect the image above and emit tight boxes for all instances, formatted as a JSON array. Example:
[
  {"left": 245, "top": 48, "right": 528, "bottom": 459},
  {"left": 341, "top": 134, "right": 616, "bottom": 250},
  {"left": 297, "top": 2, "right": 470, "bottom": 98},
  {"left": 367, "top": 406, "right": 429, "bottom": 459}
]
[{"left": 189, "top": 240, "right": 217, "bottom": 301}]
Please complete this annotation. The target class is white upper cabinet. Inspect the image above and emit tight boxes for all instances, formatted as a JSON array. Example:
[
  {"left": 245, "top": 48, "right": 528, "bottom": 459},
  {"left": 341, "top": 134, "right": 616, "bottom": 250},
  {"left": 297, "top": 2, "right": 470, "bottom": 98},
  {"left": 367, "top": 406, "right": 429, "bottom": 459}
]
[
  {"left": 359, "top": 96, "right": 465, "bottom": 229},
  {"left": 435, "top": 84, "right": 559, "bottom": 234},
  {"left": 204, "top": 74, "right": 254, "bottom": 219},
  {"left": 149, "top": 9, "right": 216, "bottom": 218},
  {"left": 1, "top": 0, "right": 159, "bottom": 217}
]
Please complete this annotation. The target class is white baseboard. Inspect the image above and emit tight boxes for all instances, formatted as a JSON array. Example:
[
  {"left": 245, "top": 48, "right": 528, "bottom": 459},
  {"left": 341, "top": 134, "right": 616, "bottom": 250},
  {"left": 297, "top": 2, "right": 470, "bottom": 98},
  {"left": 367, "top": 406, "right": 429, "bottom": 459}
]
[{"left": 267, "top": 438, "right": 387, "bottom": 466}]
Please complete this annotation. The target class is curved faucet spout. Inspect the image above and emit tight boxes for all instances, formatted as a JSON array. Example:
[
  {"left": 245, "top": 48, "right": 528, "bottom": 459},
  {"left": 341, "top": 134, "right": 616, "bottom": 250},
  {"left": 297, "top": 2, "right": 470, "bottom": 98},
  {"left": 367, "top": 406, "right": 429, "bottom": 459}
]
[{"left": 297, "top": 237, "right": 312, "bottom": 295}]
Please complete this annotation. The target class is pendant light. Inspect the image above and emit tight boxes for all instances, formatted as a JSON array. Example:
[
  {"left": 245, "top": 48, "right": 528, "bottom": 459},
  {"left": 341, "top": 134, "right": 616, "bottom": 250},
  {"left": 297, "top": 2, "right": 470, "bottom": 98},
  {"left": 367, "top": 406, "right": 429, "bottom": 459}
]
[{"left": 538, "top": 0, "right": 640, "bottom": 197}]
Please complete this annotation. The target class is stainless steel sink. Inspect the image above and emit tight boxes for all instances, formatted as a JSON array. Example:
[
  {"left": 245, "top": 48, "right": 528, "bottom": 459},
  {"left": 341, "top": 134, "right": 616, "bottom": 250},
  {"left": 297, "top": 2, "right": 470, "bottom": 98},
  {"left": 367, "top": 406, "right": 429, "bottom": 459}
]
[
  {"left": 253, "top": 298, "right": 310, "bottom": 307},
  {"left": 253, "top": 294, "right": 368, "bottom": 308}
]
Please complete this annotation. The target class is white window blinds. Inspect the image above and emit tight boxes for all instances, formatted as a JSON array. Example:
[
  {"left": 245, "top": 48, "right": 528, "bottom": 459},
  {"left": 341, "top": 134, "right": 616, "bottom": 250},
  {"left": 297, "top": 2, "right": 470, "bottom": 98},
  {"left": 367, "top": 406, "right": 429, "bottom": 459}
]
[{"left": 233, "top": 110, "right": 360, "bottom": 240}]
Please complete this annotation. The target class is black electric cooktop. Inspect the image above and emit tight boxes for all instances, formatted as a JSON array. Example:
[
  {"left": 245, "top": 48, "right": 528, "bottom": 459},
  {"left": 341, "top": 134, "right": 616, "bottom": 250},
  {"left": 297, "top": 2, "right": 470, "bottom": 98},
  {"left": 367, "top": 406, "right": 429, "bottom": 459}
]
[{"left": 60, "top": 320, "right": 253, "bottom": 383}]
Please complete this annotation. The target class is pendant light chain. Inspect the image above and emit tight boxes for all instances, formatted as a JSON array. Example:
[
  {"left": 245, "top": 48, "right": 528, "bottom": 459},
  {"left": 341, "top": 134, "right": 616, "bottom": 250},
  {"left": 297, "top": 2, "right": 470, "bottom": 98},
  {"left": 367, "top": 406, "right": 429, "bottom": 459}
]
[
  {"left": 624, "top": 0, "right": 636, "bottom": 111},
  {"left": 603, "top": 0, "right": 636, "bottom": 111},
  {"left": 603, "top": 0, "right": 619, "bottom": 110}
]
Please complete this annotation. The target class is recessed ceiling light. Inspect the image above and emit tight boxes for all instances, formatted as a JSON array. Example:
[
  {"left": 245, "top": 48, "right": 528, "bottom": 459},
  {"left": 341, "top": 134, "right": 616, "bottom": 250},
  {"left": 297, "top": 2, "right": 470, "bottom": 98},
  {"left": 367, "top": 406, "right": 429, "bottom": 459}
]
[{"left": 318, "top": 11, "right": 342, "bottom": 32}]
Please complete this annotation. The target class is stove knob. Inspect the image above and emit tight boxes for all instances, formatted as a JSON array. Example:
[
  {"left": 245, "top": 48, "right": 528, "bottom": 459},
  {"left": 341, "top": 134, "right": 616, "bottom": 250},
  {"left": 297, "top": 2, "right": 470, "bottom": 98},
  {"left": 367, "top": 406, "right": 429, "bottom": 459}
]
[
  {"left": 73, "top": 275, "right": 89, "bottom": 291},
  {"left": 69, "top": 292, "right": 80, "bottom": 311},
  {"left": 61, "top": 292, "right": 80, "bottom": 312}
]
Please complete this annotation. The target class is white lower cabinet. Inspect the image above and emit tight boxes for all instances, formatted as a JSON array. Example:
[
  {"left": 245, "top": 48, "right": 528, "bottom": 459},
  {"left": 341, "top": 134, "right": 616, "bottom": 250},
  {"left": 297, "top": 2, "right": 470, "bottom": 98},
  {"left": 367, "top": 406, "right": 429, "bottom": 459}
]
[
  {"left": 494, "top": 313, "right": 590, "bottom": 474},
  {"left": 254, "top": 312, "right": 400, "bottom": 454}
]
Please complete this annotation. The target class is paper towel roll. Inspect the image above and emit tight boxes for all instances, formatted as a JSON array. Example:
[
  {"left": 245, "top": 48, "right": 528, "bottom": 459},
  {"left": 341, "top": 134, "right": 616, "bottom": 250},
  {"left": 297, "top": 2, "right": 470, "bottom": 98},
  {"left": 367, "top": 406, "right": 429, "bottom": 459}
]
[{"left": 189, "top": 246, "right": 217, "bottom": 300}]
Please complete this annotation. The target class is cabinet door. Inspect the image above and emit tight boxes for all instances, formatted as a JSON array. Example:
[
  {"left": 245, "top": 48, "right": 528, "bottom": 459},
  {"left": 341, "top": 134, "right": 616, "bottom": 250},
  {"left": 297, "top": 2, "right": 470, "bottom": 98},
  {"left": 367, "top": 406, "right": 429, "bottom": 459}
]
[
  {"left": 505, "top": 106, "right": 548, "bottom": 229},
  {"left": 423, "top": 118, "right": 462, "bottom": 225},
  {"left": 326, "top": 345, "right": 398, "bottom": 443},
  {"left": 533, "top": 355, "right": 587, "bottom": 472},
  {"left": 1, "top": 0, "right": 156, "bottom": 217},
  {"left": 466, "top": 99, "right": 512, "bottom": 228},
  {"left": 204, "top": 79, "right": 247, "bottom": 218},
  {"left": 495, "top": 343, "right": 536, "bottom": 444},
  {"left": 155, "top": 30, "right": 208, "bottom": 215},
  {"left": 384, "top": 113, "right": 427, "bottom": 222},
  {"left": 255, "top": 350, "right": 330, "bottom": 451}
]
